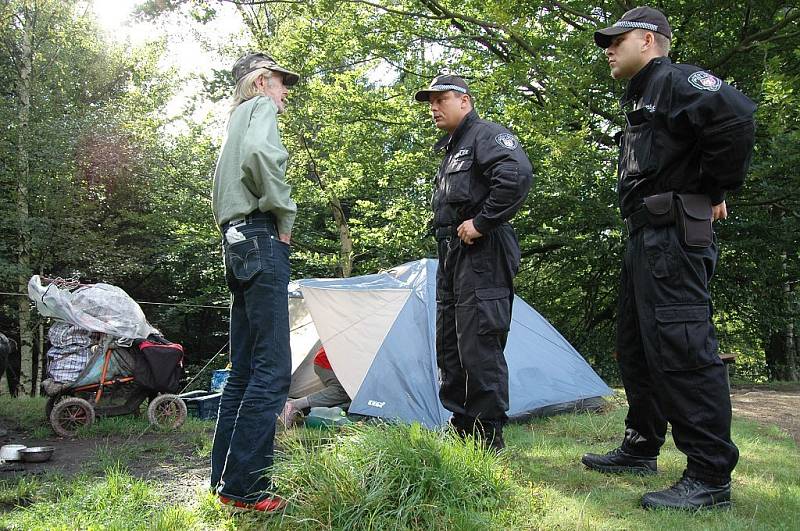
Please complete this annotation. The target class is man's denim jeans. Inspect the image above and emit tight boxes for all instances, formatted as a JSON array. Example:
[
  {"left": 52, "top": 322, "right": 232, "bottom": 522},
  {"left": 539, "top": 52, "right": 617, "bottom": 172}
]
[{"left": 210, "top": 215, "right": 291, "bottom": 503}]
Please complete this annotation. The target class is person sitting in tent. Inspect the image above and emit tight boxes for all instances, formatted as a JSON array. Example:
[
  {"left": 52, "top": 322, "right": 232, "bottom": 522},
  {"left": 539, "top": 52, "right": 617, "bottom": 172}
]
[{"left": 279, "top": 346, "right": 349, "bottom": 427}]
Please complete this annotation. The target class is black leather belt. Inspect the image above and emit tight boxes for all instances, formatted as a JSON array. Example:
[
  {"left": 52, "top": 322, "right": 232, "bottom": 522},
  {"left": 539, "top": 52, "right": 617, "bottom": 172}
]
[
  {"left": 221, "top": 211, "right": 276, "bottom": 232},
  {"left": 624, "top": 208, "right": 650, "bottom": 236}
]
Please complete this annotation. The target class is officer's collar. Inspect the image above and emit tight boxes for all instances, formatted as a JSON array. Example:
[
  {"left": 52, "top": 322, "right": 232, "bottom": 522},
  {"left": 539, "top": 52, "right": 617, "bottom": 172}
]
[
  {"left": 621, "top": 56, "right": 670, "bottom": 107},
  {"left": 434, "top": 110, "right": 479, "bottom": 153}
]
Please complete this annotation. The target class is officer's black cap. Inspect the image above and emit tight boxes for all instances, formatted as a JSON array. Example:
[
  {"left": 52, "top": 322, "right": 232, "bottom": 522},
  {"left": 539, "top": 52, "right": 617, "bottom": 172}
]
[
  {"left": 232, "top": 52, "right": 300, "bottom": 86},
  {"left": 414, "top": 74, "right": 471, "bottom": 102},
  {"left": 594, "top": 6, "right": 672, "bottom": 49}
]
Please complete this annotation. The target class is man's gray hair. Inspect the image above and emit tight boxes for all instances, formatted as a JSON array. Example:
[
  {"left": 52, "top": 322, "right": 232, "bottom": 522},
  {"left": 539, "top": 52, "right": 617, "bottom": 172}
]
[{"left": 229, "top": 68, "right": 274, "bottom": 116}]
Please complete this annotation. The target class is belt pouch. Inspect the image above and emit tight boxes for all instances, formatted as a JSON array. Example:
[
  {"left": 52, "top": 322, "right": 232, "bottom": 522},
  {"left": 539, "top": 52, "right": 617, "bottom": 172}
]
[
  {"left": 676, "top": 194, "right": 713, "bottom": 247},
  {"left": 643, "top": 191, "right": 675, "bottom": 227}
]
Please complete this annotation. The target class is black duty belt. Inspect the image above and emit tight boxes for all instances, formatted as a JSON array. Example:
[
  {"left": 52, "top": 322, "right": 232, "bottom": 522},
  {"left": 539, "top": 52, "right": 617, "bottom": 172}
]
[
  {"left": 434, "top": 225, "right": 456, "bottom": 241},
  {"left": 624, "top": 208, "right": 650, "bottom": 236}
]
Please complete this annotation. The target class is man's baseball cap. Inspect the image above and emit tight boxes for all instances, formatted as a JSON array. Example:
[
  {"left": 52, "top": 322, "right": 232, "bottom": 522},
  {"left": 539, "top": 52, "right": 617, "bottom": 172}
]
[
  {"left": 414, "top": 74, "right": 471, "bottom": 102},
  {"left": 232, "top": 52, "right": 300, "bottom": 86},
  {"left": 594, "top": 6, "right": 671, "bottom": 48}
]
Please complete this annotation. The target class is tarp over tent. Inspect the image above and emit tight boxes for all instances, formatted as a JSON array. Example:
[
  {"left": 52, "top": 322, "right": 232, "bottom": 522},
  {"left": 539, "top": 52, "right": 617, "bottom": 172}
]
[{"left": 293, "top": 259, "right": 612, "bottom": 428}]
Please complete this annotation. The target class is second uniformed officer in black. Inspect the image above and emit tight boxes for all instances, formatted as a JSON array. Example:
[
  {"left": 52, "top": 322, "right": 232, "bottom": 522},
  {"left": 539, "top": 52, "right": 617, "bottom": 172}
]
[
  {"left": 583, "top": 7, "right": 756, "bottom": 510},
  {"left": 415, "top": 75, "right": 533, "bottom": 451}
]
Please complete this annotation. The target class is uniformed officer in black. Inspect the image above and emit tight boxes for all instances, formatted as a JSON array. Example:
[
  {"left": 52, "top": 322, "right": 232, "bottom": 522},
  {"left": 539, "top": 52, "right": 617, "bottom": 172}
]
[
  {"left": 582, "top": 7, "right": 756, "bottom": 510},
  {"left": 415, "top": 75, "right": 533, "bottom": 451}
]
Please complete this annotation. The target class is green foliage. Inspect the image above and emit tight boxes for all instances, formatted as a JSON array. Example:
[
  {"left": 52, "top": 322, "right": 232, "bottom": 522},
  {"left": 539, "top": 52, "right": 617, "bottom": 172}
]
[
  {"left": 0, "top": 0, "right": 228, "bottom": 363},
  {"left": 2, "top": 0, "right": 799, "bottom": 382}
]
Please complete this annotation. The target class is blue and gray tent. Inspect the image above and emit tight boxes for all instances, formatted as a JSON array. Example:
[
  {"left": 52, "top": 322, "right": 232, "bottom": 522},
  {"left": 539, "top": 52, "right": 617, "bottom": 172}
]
[{"left": 287, "top": 259, "right": 612, "bottom": 429}]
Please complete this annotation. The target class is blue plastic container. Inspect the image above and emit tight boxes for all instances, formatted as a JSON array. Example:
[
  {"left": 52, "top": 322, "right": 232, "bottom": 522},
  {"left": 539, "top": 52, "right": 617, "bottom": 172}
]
[
  {"left": 210, "top": 369, "right": 230, "bottom": 393},
  {"left": 180, "top": 390, "right": 222, "bottom": 420}
]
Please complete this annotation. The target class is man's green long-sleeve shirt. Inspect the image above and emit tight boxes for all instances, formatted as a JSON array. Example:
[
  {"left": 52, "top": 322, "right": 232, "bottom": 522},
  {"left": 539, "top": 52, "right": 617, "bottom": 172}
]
[{"left": 212, "top": 96, "right": 297, "bottom": 235}]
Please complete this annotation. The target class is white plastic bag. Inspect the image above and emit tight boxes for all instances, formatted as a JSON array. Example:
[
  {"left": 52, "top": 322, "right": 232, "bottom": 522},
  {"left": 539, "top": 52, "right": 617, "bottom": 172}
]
[{"left": 28, "top": 276, "right": 157, "bottom": 339}]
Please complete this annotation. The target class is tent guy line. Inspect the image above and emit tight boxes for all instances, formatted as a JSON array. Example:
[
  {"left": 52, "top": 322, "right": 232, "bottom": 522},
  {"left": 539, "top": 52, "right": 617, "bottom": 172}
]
[{"left": 0, "top": 291, "right": 228, "bottom": 310}]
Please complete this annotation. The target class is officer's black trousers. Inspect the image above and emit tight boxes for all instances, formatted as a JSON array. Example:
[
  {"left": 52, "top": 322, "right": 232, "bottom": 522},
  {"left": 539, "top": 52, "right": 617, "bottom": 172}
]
[
  {"left": 435, "top": 223, "right": 520, "bottom": 431},
  {"left": 616, "top": 224, "right": 738, "bottom": 484}
]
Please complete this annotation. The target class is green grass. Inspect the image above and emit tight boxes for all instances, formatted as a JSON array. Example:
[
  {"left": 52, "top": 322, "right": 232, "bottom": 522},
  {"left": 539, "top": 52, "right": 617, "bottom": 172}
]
[
  {"left": 0, "top": 396, "right": 47, "bottom": 432},
  {"left": 270, "top": 423, "right": 525, "bottom": 530},
  {"left": 0, "top": 465, "right": 207, "bottom": 530},
  {"left": 503, "top": 406, "right": 799, "bottom": 530},
  {"left": 0, "top": 392, "right": 797, "bottom": 530}
]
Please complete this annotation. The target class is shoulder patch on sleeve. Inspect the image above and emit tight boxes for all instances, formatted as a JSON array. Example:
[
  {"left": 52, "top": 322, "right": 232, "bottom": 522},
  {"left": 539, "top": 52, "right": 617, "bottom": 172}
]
[
  {"left": 494, "top": 133, "right": 519, "bottom": 150},
  {"left": 688, "top": 71, "right": 721, "bottom": 92}
]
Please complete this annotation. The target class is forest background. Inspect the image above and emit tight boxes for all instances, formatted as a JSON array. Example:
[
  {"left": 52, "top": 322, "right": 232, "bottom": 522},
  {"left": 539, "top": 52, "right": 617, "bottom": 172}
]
[{"left": 1, "top": 0, "right": 798, "bottom": 396}]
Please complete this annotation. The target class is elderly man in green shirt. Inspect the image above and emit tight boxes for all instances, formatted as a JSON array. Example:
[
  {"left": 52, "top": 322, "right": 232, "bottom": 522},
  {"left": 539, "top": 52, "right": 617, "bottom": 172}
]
[{"left": 210, "top": 52, "right": 298, "bottom": 512}]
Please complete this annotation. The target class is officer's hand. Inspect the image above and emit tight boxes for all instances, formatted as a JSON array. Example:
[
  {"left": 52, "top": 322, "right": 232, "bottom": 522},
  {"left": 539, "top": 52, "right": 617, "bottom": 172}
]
[
  {"left": 712, "top": 201, "right": 728, "bottom": 222},
  {"left": 279, "top": 233, "right": 291, "bottom": 244},
  {"left": 457, "top": 219, "right": 483, "bottom": 245}
]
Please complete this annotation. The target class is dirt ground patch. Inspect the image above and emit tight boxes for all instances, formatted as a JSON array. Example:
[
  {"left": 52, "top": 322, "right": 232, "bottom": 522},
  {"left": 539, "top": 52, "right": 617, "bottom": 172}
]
[
  {"left": 0, "top": 425, "right": 213, "bottom": 507},
  {"left": 730, "top": 383, "right": 800, "bottom": 445}
]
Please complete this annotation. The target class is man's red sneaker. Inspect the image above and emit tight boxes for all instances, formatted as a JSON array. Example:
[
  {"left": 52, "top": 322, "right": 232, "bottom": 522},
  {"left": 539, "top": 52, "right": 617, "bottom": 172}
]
[{"left": 219, "top": 494, "right": 287, "bottom": 512}]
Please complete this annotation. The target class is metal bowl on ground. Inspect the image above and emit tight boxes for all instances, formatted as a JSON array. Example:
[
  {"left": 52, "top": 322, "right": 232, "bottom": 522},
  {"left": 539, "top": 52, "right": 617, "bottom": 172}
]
[
  {"left": 0, "top": 444, "right": 27, "bottom": 461},
  {"left": 19, "top": 446, "right": 55, "bottom": 463}
]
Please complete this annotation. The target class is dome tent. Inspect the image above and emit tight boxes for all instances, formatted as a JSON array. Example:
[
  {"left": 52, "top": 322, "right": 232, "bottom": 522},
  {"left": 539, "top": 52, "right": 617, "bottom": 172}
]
[{"left": 290, "top": 259, "right": 611, "bottom": 428}]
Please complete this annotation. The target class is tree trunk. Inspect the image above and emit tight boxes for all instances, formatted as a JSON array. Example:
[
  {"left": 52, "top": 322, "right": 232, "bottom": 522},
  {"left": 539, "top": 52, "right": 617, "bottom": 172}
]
[
  {"left": 15, "top": 7, "right": 35, "bottom": 396},
  {"left": 765, "top": 331, "right": 787, "bottom": 381},
  {"left": 765, "top": 237, "right": 800, "bottom": 381},
  {"left": 328, "top": 195, "right": 353, "bottom": 278},
  {"left": 779, "top": 252, "right": 799, "bottom": 381}
]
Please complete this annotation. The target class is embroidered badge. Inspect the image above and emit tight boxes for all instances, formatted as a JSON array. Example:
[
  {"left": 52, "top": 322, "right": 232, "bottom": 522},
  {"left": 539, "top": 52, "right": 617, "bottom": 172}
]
[
  {"left": 688, "top": 71, "right": 721, "bottom": 92},
  {"left": 454, "top": 147, "right": 472, "bottom": 158},
  {"left": 495, "top": 133, "right": 518, "bottom": 150}
]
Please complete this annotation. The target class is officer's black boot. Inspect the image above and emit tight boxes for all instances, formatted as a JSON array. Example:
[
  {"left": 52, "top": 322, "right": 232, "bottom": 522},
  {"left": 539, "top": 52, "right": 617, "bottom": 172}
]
[
  {"left": 641, "top": 473, "right": 732, "bottom": 510},
  {"left": 488, "top": 427, "right": 505, "bottom": 453},
  {"left": 581, "top": 447, "right": 657, "bottom": 475},
  {"left": 473, "top": 420, "right": 505, "bottom": 454},
  {"left": 448, "top": 415, "right": 469, "bottom": 439}
]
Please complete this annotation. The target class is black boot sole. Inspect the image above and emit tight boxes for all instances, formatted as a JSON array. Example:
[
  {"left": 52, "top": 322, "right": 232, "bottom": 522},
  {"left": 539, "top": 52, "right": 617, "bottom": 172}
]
[{"left": 581, "top": 457, "right": 657, "bottom": 475}]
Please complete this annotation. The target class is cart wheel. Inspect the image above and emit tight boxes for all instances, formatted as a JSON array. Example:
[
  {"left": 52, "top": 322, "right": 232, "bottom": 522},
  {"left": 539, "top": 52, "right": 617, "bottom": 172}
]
[
  {"left": 50, "top": 397, "right": 95, "bottom": 437},
  {"left": 147, "top": 394, "right": 187, "bottom": 430},
  {"left": 45, "top": 394, "right": 68, "bottom": 419}
]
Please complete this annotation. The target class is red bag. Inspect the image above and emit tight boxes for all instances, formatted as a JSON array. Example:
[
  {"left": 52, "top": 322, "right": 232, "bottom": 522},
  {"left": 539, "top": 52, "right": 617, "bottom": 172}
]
[{"left": 133, "top": 336, "right": 185, "bottom": 393}]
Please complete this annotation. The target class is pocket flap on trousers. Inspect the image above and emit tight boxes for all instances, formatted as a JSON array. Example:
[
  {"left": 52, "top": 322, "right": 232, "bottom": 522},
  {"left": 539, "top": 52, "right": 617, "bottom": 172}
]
[
  {"left": 677, "top": 194, "right": 712, "bottom": 220},
  {"left": 475, "top": 287, "right": 510, "bottom": 301},
  {"left": 643, "top": 191, "right": 674, "bottom": 215},
  {"left": 655, "top": 304, "right": 708, "bottom": 323}
]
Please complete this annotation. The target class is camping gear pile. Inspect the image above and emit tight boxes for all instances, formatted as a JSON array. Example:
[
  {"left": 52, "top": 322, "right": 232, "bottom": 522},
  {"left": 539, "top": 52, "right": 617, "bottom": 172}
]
[{"left": 28, "top": 276, "right": 188, "bottom": 437}]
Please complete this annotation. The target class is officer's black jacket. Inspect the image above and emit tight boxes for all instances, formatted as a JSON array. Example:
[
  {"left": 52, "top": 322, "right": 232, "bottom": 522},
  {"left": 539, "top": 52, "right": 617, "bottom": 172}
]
[
  {"left": 618, "top": 57, "right": 756, "bottom": 219},
  {"left": 432, "top": 110, "right": 533, "bottom": 233}
]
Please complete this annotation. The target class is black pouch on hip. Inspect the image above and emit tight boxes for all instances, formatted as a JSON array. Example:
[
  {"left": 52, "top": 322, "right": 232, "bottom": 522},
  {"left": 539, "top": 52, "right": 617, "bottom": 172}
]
[
  {"left": 675, "top": 194, "right": 713, "bottom": 247},
  {"left": 643, "top": 191, "right": 676, "bottom": 227}
]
